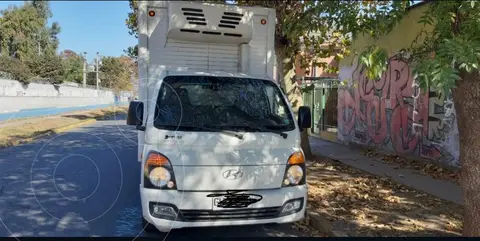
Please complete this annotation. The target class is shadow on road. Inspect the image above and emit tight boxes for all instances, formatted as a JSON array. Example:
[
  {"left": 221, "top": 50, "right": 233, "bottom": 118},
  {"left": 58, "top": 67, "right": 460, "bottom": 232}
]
[{"left": 0, "top": 116, "right": 305, "bottom": 238}]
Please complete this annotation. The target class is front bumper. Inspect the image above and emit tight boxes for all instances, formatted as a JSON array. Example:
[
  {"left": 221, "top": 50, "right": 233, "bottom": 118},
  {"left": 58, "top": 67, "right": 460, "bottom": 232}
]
[{"left": 140, "top": 185, "right": 307, "bottom": 232}]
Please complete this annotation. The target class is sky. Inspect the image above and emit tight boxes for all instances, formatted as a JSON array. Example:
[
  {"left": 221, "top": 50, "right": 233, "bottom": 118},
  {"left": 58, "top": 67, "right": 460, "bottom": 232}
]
[{"left": 0, "top": 1, "right": 137, "bottom": 63}]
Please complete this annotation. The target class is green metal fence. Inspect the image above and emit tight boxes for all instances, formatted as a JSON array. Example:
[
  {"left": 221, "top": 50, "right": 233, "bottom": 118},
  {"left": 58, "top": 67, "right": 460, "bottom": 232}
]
[{"left": 301, "top": 77, "right": 339, "bottom": 134}]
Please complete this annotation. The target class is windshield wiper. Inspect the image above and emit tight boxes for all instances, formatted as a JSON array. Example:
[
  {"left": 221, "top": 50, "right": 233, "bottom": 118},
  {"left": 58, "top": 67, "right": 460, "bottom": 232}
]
[
  {"left": 216, "top": 125, "right": 288, "bottom": 139},
  {"left": 155, "top": 124, "right": 244, "bottom": 139},
  {"left": 253, "top": 125, "right": 289, "bottom": 139},
  {"left": 203, "top": 125, "right": 244, "bottom": 139}
]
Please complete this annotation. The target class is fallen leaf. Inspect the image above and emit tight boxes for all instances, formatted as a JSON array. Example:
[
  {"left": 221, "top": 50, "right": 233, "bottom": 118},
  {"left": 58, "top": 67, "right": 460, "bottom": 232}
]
[{"left": 305, "top": 157, "right": 464, "bottom": 237}]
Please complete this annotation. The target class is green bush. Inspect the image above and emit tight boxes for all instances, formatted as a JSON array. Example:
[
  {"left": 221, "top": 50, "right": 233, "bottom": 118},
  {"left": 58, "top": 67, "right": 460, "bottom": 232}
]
[
  {"left": 25, "top": 54, "right": 65, "bottom": 84},
  {"left": 0, "top": 56, "right": 33, "bottom": 83}
]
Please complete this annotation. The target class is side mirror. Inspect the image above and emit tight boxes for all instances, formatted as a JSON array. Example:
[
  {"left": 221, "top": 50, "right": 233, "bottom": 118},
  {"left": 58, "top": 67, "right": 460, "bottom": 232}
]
[
  {"left": 297, "top": 106, "right": 312, "bottom": 130},
  {"left": 127, "top": 101, "right": 144, "bottom": 128}
]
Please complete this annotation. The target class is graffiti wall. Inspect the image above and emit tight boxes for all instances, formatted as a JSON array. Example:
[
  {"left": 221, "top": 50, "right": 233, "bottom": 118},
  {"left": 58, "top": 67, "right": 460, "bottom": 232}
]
[{"left": 337, "top": 54, "right": 460, "bottom": 166}]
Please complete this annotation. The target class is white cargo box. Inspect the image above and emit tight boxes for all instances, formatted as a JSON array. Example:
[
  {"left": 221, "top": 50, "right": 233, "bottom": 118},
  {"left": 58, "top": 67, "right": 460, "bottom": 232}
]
[{"left": 137, "top": 1, "right": 276, "bottom": 80}]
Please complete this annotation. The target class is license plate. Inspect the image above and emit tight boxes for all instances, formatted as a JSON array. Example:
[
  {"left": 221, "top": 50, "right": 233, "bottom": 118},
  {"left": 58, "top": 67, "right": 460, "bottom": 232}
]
[
  {"left": 211, "top": 194, "right": 262, "bottom": 210},
  {"left": 212, "top": 197, "right": 229, "bottom": 210}
]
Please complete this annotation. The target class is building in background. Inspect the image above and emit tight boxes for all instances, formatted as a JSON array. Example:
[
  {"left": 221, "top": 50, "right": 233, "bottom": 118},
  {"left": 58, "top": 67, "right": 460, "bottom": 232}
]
[{"left": 295, "top": 46, "right": 340, "bottom": 142}]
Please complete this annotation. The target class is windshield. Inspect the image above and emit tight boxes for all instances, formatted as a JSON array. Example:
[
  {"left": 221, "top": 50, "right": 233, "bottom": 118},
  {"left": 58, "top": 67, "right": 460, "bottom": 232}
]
[{"left": 153, "top": 75, "right": 295, "bottom": 132}]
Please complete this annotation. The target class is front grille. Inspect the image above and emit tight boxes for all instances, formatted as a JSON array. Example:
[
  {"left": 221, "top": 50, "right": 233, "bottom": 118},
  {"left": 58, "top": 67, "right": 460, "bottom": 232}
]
[{"left": 180, "top": 207, "right": 281, "bottom": 222}]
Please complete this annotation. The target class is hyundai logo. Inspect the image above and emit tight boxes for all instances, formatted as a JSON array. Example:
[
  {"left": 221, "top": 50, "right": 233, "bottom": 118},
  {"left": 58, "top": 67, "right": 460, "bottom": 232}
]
[{"left": 222, "top": 169, "right": 243, "bottom": 180}]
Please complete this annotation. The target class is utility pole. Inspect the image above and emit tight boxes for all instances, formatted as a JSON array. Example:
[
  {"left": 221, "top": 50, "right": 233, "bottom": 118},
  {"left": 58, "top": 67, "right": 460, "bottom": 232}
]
[
  {"left": 82, "top": 52, "right": 87, "bottom": 88},
  {"left": 96, "top": 52, "right": 100, "bottom": 90}
]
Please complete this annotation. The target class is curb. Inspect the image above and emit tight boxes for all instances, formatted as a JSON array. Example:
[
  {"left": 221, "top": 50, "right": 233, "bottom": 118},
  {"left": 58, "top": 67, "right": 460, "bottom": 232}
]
[
  {"left": 307, "top": 210, "right": 349, "bottom": 237},
  {"left": 0, "top": 118, "right": 97, "bottom": 148},
  {"left": 52, "top": 119, "right": 96, "bottom": 133}
]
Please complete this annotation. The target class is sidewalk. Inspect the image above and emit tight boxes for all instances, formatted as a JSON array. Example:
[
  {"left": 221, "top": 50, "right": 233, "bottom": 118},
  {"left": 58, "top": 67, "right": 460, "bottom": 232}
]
[
  {"left": 306, "top": 136, "right": 464, "bottom": 236},
  {"left": 309, "top": 136, "right": 463, "bottom": 205}
]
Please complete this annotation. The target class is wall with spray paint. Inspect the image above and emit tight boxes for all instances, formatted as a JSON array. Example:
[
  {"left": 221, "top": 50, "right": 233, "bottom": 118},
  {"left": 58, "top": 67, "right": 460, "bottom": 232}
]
[{"left": 336, "top": 3, "right": 460, "bottom": 167}]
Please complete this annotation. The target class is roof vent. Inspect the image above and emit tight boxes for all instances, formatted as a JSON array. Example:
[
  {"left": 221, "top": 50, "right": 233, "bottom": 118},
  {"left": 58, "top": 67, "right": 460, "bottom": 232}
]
[
  {"left": 181, "top": 8, "right": 207, "bottom": 26},
  {"left": 167, "top": 2, "right": 253, "bottom": 44},
  {"left": 219, "top": 12, "right": 243, "bottom": 29}
]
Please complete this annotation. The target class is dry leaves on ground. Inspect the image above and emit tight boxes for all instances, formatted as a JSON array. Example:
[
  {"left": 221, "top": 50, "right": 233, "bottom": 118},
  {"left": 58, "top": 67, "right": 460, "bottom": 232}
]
[
  {"left": 307, "top": 158, "right": 463, "bottom": 237},
  {"left": 361, "top": 149, "right": 460, "bottom": 185},
  {"left": 290, "top": 214, "right": 327, "bottom": 237}
]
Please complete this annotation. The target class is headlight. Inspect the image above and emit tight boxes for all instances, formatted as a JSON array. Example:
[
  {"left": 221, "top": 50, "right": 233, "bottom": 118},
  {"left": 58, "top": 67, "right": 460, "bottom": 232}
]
[
  {"left": 149, "top": 167, "right": 171, "bottom": 188},
  {"left": 285, "top": 165, "right": 303, "bottom": 185},
  {"left": 282, "top": 152, "right": 306, "bottom": 187},
  {"left": 144, "top": 152, "right": 177, "bottom": 189}
]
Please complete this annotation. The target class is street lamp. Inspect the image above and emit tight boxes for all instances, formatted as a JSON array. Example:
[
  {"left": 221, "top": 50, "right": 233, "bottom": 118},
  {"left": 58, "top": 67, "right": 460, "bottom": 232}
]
[
  {"left": 82, "top": 52, "right": 88, "bottom": 88},
  {"left": 95, "top": 52, "right": 102, "bottom": 90}
]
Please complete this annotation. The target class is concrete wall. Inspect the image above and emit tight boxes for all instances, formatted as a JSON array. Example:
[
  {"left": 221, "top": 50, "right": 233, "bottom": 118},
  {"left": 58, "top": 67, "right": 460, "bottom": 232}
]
[
  {"left": 336, "top": 4, "right": 460, "bottom": 167},
  {"left": 0, "top": 79, "right": 130, "bottom": 114}
]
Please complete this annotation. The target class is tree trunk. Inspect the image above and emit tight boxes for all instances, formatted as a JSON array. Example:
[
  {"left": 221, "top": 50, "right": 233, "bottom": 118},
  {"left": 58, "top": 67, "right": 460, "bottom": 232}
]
[
  {"left": 275, "top": 47, "right": 314, "bottom": 159},
  {"left": 451, "top": 71, "right": 480, "bottom": 236}
]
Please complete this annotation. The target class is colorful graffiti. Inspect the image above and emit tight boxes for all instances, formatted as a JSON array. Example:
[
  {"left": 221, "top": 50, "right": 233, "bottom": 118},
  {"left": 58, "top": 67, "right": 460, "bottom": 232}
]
[{"left": 337, "top": 55, "right": 459, "bottom": 166}]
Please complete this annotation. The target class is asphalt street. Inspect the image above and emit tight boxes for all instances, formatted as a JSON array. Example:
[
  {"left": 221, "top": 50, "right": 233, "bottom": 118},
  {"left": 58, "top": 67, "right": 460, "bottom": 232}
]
[{"left": 0, "top": 114, "right": 308, "bottom": 238}]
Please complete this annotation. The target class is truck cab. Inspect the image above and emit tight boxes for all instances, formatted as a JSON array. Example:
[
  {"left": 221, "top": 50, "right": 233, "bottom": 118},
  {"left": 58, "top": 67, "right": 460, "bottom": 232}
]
[{"left": 126, "top": 1, "right": 312, "bottom": 232}]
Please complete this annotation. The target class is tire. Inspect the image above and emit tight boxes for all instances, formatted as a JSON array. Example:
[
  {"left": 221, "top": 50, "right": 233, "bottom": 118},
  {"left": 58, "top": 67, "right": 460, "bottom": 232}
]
[{"left": 142, "top": 217, "right": 158, "bottom": 233}]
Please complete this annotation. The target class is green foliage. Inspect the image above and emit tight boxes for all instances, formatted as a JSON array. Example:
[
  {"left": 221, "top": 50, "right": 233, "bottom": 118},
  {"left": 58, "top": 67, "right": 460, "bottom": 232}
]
[
  {"left": 0, "top": 4, "right": 44, "bottom": 61},
  {"left": 0, "top": 1, "right": 60, "bottom": 59},
  {"left": 124, "top": 45, "right": 138, "bottom": 60},
  {"left": 270, "top": 1, "right": 412, "bottom": 69},
  {"left": 99, "top": 56, "right": 134, "bottom": 91},
  {"left": 124, "top": 0, "right": 138, "bottom": 58},
  {"left": 358, "top": 46, "right": 389, "bottom": 80},
  {"left": 125, "top": 0, "right": 138, "bottom": 38},
  {"left": 300, "top": 84, "right": 315, "bottom": 94},
  {"left": 0, "top": 55, "right": 33, "bottom": 83},
  {"left": 61, "top": 50, "right": 84, "bottom": 84},
  {"left": 86, "top": 72, "right": 98, "bottom": 86},
  {"left": 360, "top": 1, "right": 480, "bottom": 96},
  {"left": 0, "top": 1, "right": 63, "bottom": 84},
  {"left": 26, "top": 53, "right": 65, "bottom": 84}
]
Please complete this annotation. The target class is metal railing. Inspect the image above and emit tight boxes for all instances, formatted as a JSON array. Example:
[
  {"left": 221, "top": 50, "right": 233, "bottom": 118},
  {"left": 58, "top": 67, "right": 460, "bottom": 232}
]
[{"left": 301, "top": 77, "right": 339, "bottom": 134}]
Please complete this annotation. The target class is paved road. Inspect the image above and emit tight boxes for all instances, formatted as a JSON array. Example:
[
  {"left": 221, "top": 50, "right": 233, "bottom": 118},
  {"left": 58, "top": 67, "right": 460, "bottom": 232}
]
[{"left": 0, "top": 115, "right": 307, "bottom": 238}]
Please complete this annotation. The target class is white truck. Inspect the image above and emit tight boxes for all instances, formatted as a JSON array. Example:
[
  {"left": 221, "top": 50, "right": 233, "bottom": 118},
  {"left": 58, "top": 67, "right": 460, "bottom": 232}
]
[{"left": 126, "top": 0, "right": 312, "bottom": 233}]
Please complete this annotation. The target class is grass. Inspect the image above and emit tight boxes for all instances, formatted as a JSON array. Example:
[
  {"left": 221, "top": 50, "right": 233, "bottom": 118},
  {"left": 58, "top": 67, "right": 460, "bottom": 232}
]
[{"left": 0, "top": 106, "right": 128, "bottom": 148}]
